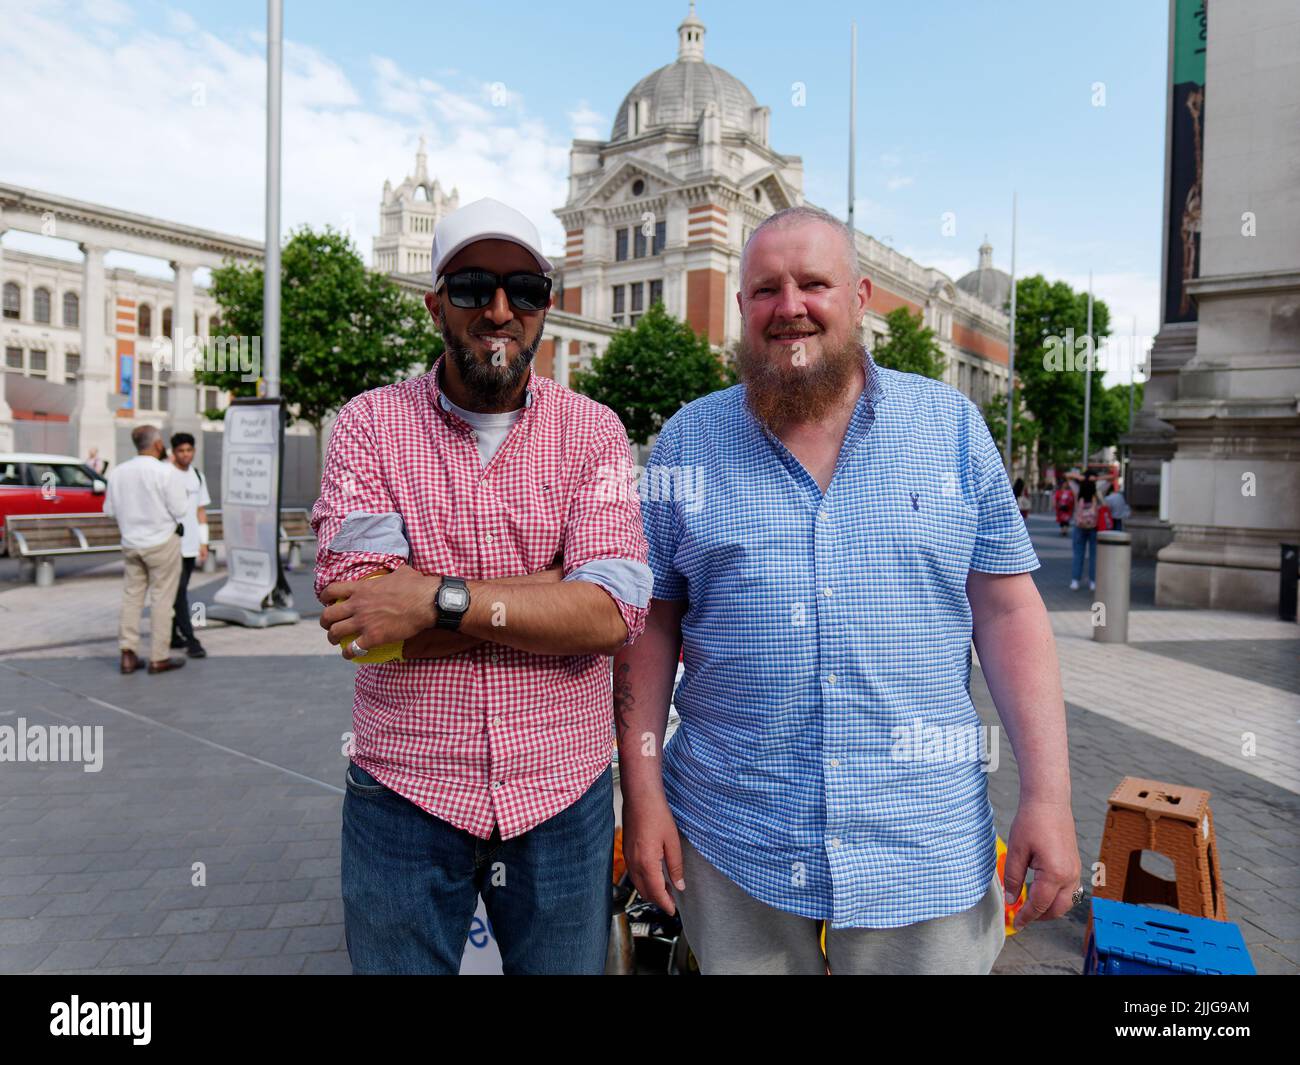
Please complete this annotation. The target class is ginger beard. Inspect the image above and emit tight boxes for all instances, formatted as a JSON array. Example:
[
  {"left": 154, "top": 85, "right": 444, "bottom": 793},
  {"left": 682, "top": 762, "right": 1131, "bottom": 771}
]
[
  {"left": 436, "top": 308, "right": 546, "bottom": 407},
  {"left": 736, "top": 323, "right": 864, "bottom": 433}
]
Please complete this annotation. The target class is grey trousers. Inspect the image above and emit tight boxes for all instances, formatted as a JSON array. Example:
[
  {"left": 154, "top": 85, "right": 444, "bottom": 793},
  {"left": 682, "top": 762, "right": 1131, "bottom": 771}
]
[{"left": 671, "top": 834, "right": 1005, "bottom": 975}]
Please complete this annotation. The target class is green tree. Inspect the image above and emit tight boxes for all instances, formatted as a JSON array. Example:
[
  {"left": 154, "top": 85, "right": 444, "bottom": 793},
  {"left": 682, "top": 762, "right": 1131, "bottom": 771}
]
[
  {"left": 571, "top": 302, "right": 731, "bottom": 445},
  {"left": 872, "top": 306, "right": 945, "bottom": 379},
  {"left": 196, "top": 226, "right": 442, "bottom": 470},
  {"left": 982, "top": 386, "right": 1039, "bottom": 474},
  {"left": 1092, "top": 379, "right": 1143, "bottom": 451},
  {"left": 1009, "top": 274, "right": 1110, "bottom": 468}
]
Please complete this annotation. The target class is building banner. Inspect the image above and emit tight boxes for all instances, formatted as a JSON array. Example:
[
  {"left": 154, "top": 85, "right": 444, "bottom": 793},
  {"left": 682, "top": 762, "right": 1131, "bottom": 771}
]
[
  {"left": 213, "top": 398, "right": 290, "bottom": 613},
  {"left": 1163, "top": 0, "right": 1208, "bottom": 325}
]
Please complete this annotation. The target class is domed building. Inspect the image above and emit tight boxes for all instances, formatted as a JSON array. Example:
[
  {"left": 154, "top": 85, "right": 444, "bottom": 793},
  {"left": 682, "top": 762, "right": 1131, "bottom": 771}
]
[
  {"left": 956, "top": 239, "right": 1012, "bottom": 312},
  {"left": 546, "top": 2, "right": 804, "bottom": 369},
  {"left": 539, "top": 4, "right": 1012, "bottom": 409}
]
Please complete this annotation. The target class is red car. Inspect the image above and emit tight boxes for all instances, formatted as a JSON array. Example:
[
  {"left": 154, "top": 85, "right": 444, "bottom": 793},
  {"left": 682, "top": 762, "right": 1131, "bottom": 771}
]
[{"left": 0, "top": 452, "right": 108, "bottom": 550}]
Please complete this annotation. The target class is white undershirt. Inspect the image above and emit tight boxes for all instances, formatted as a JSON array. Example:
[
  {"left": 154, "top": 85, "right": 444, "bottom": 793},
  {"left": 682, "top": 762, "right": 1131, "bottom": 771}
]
[{"left": 440, "top": 394, "right": 523, "bottom": 467}]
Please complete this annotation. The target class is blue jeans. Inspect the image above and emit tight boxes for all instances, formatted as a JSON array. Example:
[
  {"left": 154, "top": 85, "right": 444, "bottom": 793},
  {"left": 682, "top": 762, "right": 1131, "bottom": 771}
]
[
  {"left": 1072, "top": 526, "right": 1098, "bottom": 582},
  {"left": 341, "top": 762, "right": 613, "bottom": 974}
]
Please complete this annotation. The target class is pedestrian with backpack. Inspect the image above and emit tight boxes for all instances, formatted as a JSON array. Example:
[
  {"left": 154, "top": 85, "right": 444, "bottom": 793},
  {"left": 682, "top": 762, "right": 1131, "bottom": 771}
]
[{"left": 1070, "top": 479, "right": 1100, "bottom": 591}]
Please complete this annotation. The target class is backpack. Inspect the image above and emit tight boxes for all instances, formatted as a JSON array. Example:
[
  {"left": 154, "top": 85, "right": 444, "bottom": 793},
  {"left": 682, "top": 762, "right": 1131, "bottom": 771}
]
[{"left": 1075, "top": 499, "right": 1098, "bottom": 530}]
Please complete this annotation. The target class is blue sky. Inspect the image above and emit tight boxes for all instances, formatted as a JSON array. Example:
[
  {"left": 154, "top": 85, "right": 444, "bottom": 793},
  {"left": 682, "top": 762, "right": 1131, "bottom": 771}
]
[{"left": 2, "top": 0, "right": 1166, "bottom": 382}]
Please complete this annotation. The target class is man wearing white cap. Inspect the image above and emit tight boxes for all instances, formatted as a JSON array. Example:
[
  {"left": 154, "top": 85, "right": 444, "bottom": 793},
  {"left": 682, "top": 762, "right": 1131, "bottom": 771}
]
[{"left": 311, "top": 197, "right": 652, "bottom": 974}]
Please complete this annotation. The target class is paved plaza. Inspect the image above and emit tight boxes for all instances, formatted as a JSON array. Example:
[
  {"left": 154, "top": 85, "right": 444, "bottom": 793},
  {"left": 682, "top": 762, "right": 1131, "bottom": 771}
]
[{"left": 0, "top": 514, "right": 1296, "bottom": 975}]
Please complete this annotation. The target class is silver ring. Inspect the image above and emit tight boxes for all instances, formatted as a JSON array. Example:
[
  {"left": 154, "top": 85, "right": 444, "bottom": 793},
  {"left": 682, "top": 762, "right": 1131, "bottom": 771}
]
[
  {"left": 1071, "top": 887, "right": 1086, "bottom": 907},
  {"left": 348, "top": 639, "right": 367, "bottom": 657}
]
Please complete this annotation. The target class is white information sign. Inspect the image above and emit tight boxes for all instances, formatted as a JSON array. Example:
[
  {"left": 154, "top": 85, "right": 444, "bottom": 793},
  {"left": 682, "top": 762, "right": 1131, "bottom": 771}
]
[{"left": 214, "top": 403, "right": 283, "bottom": 612}]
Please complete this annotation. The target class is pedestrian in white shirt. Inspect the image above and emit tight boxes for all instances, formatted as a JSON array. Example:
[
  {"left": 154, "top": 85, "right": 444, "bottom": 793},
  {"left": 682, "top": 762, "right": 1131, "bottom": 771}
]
[
  {"left": 168, "top": 432, "right": 212, "bottom": 658},
  {"left": 103, "top": 424, "right": 189, "bottom": 674}
]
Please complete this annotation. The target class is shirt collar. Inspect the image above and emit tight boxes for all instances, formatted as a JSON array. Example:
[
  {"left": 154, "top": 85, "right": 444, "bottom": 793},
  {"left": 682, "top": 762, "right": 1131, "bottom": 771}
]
[{"left": 427, "top": 354, "right": 536, "bottom": 424}]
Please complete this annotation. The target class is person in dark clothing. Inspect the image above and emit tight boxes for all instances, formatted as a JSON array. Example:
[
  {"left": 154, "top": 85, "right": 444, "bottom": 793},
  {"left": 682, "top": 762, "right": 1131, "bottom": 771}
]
[{"left": 168, "top": 433, "right": 210, "bottom": 657}]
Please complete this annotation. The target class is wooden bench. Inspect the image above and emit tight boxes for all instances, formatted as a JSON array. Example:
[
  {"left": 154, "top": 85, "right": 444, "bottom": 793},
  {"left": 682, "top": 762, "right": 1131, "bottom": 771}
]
[
  {"left": 5, "top": 513, "right": 123, "bottom": 586},
  {"left": 202, "top": 507, "right": 316, "bottom": 572},
  {"left": 5, "top": 507, "right": 316, "bottom": 583}
]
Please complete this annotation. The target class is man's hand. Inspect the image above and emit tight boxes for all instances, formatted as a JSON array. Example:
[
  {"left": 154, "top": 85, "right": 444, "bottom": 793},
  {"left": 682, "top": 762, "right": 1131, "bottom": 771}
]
[
  {"left": 320, "top": 565, "right": 439, "bottom": 648},
  {"left": 198, "top": 544, "right": 209, "bottom": 565},
  {"left": 622, "top": 790, "right": 686, "bottom": 916},
  {"left": 1002, "top": 799, "right": 1081, "bottom": 930}
]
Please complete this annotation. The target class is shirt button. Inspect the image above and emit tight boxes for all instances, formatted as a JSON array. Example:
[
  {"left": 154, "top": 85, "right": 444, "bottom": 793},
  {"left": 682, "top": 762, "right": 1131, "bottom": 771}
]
[
  {"left": 823, "top": 587, "right": 834, "bottom": 597},
  {"left": 490, "top": 653, "right": 500, "bottom": 664},
  {"left": 470, "top": 430, "right": 479, "bottom": 440},
  {"left": 491, "top": 716, "right": 502, "bottom": 726},
  {"left": 490, "top": 781, "right": 502, "bottom": 791},
  {"left": 484, "top": 532, "right": 494, "bottom": 544},
  {"left": 819, "top": 511, "right": 829, "bottom": 521},
  {"left": 829, "top": 837, "right": 841, "bottom": 849},
  {"left": 826, "top": 673, "right": 837, "bottom": 685},
  {"left": 829, "top": 758, "right": 840, "bottom": 768}
]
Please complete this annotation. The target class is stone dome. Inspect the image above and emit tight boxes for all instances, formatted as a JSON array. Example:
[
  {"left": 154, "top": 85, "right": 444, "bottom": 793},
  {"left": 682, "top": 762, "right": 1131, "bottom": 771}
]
[
  {"left": 610, "top": 3, "right": 759, "bottom": 142},
  {"left": 956, "top": 239, "right": 1012, "bottom": 311}
]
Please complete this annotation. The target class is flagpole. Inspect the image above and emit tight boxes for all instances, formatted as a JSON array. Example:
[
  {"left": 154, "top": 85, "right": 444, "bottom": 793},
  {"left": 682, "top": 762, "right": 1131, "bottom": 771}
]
[
  {"left": 1004, "top": 191, "right": 1017, "bottom": 471},
  {"left": 263, "top": 0, "right": 283, "bottom": 399},
  {"left": 847, "top": 21, "right": 857, "bottom": 234},
  {"left": 1082, "top": 271, "right": 1094, "bottom": 469}
]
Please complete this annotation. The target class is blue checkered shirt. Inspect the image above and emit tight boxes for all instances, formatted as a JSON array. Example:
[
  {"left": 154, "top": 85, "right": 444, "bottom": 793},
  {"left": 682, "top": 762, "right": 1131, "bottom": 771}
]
[{"left": 642, "top": 354, "right": 1039, "bottom": 928}]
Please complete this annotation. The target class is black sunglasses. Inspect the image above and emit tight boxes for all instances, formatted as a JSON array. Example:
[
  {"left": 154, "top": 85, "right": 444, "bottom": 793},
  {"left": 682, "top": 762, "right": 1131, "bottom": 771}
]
[{"left": 436, "top": 268, "right": 552, "bottom": 312}]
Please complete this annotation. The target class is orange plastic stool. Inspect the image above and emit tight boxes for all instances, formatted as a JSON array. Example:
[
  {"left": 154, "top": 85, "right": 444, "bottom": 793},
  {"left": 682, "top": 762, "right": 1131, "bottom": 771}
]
[{"left": 1094, "top": 777, "right": 1226, "bottom": 921}]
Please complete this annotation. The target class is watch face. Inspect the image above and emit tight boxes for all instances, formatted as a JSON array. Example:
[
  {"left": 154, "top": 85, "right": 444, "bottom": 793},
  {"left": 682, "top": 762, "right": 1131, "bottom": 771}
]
[{"left": 439, "top": 586, "right": 469, "bottom": 612}]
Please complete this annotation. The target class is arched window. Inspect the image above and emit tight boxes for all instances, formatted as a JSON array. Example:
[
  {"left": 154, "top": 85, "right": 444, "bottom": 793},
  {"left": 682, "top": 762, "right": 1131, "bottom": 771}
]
[
  {"left": 162, "top": 307, "right": 173, "bottom": 340},
  {"left": 2, "top": 282, "right": 20, "bottom": 320},
  {"left": 62, "top": 291, "right": 79, "bottom": 327},
  {"left": 138, "top": 304, "right": 152, "bottom": 337},
  {"left": 34, "top": 287, "right": 51, "bottom": 324},
  {"left": 208, "top": 314, "right": 221, "bottom": 335}
]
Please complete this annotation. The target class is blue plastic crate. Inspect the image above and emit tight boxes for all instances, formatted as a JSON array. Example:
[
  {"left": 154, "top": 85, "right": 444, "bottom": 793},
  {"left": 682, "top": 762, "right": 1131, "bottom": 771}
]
[{"left": 1085, "top": 898, "right": 1255, "bottom": 975}]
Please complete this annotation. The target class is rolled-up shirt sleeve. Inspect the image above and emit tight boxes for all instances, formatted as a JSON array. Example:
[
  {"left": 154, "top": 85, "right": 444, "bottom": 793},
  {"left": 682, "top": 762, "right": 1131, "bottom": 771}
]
[
  {"left": 311, "top": 395, "right": 409, "bottom": 598},
  {"left": 561, "top": 411, "right": 651, "bottom": 647}
]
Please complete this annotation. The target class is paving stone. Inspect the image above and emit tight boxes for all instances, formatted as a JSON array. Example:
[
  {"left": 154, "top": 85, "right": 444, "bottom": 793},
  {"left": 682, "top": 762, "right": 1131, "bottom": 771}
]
[
  {"left": 101, "top": 935, "right": 175, "bottom": 967},
  {"left": 1240, "top": 912, "right": 1300, "bottom": 940},
  {"left": 36, "top": 939, "right": 115, "bottom": 971},
  {"left": 0, "top": 895, "right": 51, "bottom": 919},
  {"left": 238, "top": 954, "right": 307, "bottom": 975},
  {"left": 222, "top": 928, "right": 290, "bottom": 960},
  {"left": 98, "top": 910, "right": 168, "bottom": 940},
  {"left": 300, "top": 950, "right": 351, "bottom": 975},
  {"left": 268, "top": 901, "right": 330, "bottom": 929},
  {"left": 161, "top": 931, "right": 234, "bottom": 964},
  {"left": 0, "top": 942, "right": 57, "bottom": 972},
  {"left": 156, "top": 908, "right": 221, "bottom": 935},
  {"left": 255, "top": 879, "right": 314, "bottom": 905},
  {"left": 0, "top": 918, "right": 50, "bottom": 946},
  {"left": 284, "top": 924, "right": 344, "bottom": 954}
]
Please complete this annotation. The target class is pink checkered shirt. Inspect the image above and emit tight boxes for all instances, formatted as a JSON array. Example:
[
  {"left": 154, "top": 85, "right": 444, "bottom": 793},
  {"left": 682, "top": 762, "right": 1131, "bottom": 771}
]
[{"left": 311, "top": 358, "right": 649, "bottom": 839}]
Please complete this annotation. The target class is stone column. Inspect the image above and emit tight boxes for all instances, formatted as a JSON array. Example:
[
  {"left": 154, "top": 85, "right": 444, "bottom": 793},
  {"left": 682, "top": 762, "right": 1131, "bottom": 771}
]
[
  {"left": 167, "top": 260, "right": 203, "bottom": 462},
  {"left": 76, "top": 243, "right": 117, "bottom": 464},
  {"left": 553, "top": 331, "right": 569, "bottom": 388},
  {"left": 0, "top": 227, "right": 14, "bottom": 450}
]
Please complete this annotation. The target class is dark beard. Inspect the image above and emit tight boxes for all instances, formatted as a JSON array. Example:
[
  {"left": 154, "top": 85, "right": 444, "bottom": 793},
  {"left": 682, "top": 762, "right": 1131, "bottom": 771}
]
[
  {"left": 736, "top": 330, "right": 864, "bottom": 433},
  {"left": 438, "top": 311, "right": 545, "bottom": 407}
]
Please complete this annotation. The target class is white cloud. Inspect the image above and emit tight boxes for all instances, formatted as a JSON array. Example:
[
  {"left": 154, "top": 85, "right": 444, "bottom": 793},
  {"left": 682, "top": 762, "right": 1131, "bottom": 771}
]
[
  {"left": 568, "top": 102, "right": 606, "bottom": 141},
  {"left": 884, "top": 175, "right": 914, "bottom": 191},
  {"left": 0, "top": 1, "right": 574, "bottom": 270}
]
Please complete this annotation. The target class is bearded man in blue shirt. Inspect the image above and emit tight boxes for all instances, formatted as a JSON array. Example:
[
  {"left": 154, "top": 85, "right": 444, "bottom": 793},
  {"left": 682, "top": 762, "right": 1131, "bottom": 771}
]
[{"left": 614, "top": 205, "right": 1081, "bottom": 975}]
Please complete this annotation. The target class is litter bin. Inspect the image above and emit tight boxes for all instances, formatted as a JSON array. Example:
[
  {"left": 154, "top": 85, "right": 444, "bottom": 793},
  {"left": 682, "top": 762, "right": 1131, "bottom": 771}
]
[{"left": 1093, "top": 531, "right": 1131, "bottom": 644}]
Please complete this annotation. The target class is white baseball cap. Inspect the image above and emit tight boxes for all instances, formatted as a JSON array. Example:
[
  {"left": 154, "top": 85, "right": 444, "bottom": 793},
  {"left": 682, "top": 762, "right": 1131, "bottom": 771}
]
[{"left": 431, "top": 197, "right": 554, "bottom": 285}]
